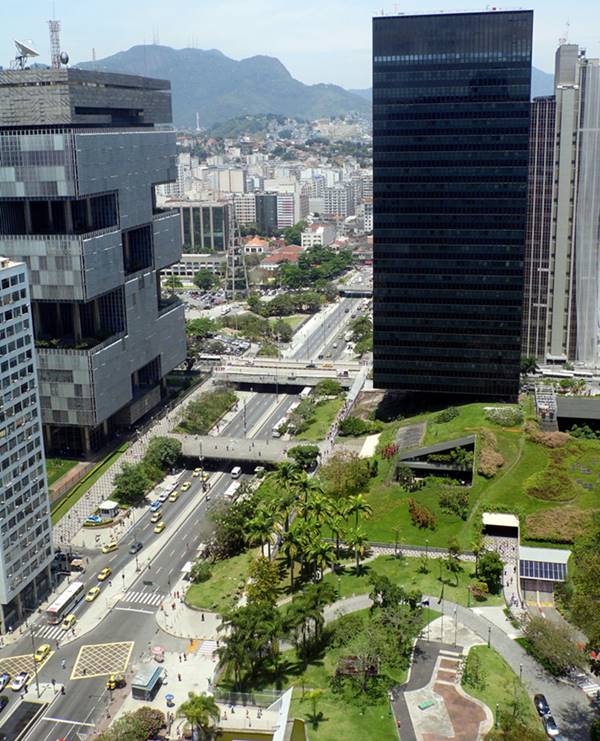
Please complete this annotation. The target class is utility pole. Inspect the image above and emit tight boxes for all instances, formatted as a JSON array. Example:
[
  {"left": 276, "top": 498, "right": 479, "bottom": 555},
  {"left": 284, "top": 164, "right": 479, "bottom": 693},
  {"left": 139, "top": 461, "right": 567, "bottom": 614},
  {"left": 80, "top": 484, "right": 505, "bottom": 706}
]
[{"left": 28, "top": 624, "right": 41, "bottom": 698}]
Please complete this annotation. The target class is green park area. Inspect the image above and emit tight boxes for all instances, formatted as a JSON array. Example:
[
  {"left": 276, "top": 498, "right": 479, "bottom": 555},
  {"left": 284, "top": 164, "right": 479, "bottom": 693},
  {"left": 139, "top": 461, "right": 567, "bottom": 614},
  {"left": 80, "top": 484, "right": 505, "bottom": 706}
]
[
  {"left": 46, "top": 457, "right": 79, "bottom": 487},
  {"left": 295, "top": 398, "right": 344, "bottom": 442},
  {"left": 360, "top": 400, "right": 600, "bottom": 549},
  {"left": 462, "top": 645, "right": 543, "bottom": 739},
  {"left": 185, "top": 550, "right": 257, "bottom": 613}
]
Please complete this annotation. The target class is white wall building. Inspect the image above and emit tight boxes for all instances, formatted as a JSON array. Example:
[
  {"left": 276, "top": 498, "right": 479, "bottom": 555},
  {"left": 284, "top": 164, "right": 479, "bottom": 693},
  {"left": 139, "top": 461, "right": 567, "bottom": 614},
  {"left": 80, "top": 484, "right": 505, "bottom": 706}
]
[
  {"left": 234, "top": 193, "right": 257, "bottom": 225},
  {"left": 324, "top": 183, "right": 356, "bottom": 219},
  {"left": 0, "top": 257, "right": 53, "bottom": 632},
  {"left": 161, "top": 253, "right": 225, "bottom": 280},
  {"left": 301, "top": 223, "right": 337, "bottom": 248}
]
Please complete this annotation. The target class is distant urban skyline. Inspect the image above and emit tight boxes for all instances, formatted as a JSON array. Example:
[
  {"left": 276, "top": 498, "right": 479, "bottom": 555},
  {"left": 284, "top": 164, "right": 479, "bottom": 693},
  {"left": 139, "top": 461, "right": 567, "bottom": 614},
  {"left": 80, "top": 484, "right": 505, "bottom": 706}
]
[{"left": 2, "top": 0, "right": 599, "bottom": 89}]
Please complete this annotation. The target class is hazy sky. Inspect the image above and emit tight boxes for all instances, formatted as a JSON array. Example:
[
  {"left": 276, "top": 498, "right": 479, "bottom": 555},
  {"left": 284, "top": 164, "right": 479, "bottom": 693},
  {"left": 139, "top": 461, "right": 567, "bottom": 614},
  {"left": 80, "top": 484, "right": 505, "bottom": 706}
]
[{"left": 3, "top": 0, "right": 600, "bottom": 88}]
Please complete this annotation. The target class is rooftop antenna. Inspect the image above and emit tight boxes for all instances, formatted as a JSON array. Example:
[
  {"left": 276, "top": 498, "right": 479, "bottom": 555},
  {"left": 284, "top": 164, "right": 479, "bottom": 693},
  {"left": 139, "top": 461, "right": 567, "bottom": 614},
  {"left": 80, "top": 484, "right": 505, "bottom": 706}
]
[
  {"left": 48, "top": 18, "right": 61, "bottom": 68},
  {"left": 11, "top": 40, "right": 40, "bottom": 69},
  {"left": 558, "top": 19, "right": 570, "bottom": 46}
]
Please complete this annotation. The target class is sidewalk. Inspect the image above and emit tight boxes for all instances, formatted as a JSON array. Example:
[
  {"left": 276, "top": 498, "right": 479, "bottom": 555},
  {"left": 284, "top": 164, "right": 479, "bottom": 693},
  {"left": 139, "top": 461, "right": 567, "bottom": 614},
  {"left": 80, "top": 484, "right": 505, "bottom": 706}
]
[{"left": 156, "top": 575, "right": 220, "bottom": 641}]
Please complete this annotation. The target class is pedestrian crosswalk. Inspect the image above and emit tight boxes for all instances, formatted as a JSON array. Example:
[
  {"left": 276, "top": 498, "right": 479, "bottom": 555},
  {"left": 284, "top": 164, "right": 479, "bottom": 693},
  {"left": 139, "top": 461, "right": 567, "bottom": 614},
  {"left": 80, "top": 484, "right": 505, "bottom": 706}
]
[
  {"left": 121, "top": 590, "right": 164, "bottom": 607},
  {"left": 34, "top": 623, "right": 66, "bottom": 641},
  {"left": 573, "top": 671, "right": 600, "bottom": 698},
  {"left": 198, "top": 639, "right": 218, "bottom": 656}
]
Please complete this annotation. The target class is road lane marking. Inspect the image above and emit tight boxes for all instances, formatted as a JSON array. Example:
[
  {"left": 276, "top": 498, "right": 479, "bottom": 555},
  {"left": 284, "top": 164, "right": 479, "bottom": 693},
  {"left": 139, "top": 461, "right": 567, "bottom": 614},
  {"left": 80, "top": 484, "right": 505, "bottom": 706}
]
[
  {"left": 114, "top": 606, "right": 154, "bottom": 615},
  {"left": 41, "top": 717, "right": 95, "bottom": 727}
]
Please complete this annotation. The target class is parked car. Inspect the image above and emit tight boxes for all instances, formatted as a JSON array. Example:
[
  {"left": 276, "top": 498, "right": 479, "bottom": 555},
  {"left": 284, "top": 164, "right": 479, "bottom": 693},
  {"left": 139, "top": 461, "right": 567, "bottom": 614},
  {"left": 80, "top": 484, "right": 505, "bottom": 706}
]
[
  {"left": 0, "top": 696, "right": 7, "bottom": 712},
  {"left": 543, "top": 715, "right": 560, "bottom": 737},
  {"left": 10, "top": 672, "right": 28, "bottom": 692},
  {"left": 534, "top": 694, "right": 551, "bottom": 717},
  {"left": 0, "top": 673, "right": 10, "bottom": 692}
]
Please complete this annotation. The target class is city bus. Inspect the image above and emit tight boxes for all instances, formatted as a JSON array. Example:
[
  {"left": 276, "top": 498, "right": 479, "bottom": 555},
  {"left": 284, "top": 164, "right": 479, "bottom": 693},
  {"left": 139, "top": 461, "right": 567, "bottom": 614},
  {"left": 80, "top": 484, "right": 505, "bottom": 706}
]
[
  {"left": 299, "top": 387, "right": 312, "bottom": 400},
  {"left": 46, "top": 581, "right": 85, "bottom": 624}
]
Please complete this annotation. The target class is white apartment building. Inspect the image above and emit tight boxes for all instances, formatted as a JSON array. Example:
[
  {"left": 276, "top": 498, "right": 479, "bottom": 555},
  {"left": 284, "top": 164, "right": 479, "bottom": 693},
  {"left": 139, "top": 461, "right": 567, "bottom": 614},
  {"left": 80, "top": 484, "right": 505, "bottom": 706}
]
[
  {"left": 217, "top": 169, "right": 247, "bottom": 194},
  {"left": 276, "top": 192, "right": 295, "bottom": 229},
  {"left": 0, "top": 257, "right": 53, "bottom": 632},
  {"left": 234, "top": 193, "right": 257, "bottom": 225},
  {"left": 357, "top": 198, "right": 373, "bottom": 233},
  {"left": 157, "top": 152, "right": 191, "bottom": 199},
  {"left": 324, "top": 183, "right": 356, "bottom": 219},
  {"left": 161, "top": 253, "right": 225, "bottom": 280},
  {"left": 301, "top": 223, "right": 337, "bottom": 248}
]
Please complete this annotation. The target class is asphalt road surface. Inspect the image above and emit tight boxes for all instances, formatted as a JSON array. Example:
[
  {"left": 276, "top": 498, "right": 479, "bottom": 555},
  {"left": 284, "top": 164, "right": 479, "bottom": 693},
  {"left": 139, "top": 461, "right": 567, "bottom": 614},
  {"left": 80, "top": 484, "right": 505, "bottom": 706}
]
[{"left": 7, "top": 297, "right": 362, "bottom": 740}]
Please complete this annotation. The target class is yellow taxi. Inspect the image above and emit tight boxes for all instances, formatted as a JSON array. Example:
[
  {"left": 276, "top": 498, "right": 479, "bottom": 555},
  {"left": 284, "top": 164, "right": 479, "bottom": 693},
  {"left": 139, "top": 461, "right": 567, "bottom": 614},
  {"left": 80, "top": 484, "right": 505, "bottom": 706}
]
[
  {"left": 34, "top": 644, "right": 51, "bottom": 662},
  {"left": 97, "top": 567, "right": 112, "bottom": 582},
  {"left": 150, "top": 511, "right": 162, "bottom": 523},
  {"left": 180, "top": 482, "right": 191, "bottom": 492},
  {"left": 202, "top": 472, "right": 210, "bottom": 482},
  {"left": 61, "top": 614, "right": 77, "bottom": 631},
  {"left": 169, "top": 491, "right": 179, "bottom": 502},
  {"left": 192, "top": 467, "right": 202, "bottom": 478},
  {"left": 153, "top": 521, "right": 166, "bottom": 534},
  {"left": 101, "top": 541, "right": 118, "bottom": 554},
  {"left": 85, "top": 586, "right": 101, "bottom": 602},
  {"left": 106, "top": 673, "right": 126, "bottom": 690}
]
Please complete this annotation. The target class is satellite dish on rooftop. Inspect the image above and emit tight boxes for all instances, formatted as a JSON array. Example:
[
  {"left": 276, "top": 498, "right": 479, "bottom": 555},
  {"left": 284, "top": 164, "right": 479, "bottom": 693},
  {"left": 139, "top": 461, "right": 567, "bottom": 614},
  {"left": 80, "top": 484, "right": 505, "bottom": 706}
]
[
  {"left": 59, "top": 51, "right": 69, "bottom": 65},
  {"left": 13, "top": 39, "right": 40, "bottom": 69}
]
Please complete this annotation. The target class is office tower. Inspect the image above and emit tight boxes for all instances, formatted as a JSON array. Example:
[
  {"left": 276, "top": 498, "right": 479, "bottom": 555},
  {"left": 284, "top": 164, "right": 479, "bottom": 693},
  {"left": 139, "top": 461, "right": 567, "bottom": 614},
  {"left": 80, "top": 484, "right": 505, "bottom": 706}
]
[
  {"left": 0, "top": 69, "right": 187, "bottom": 454},
  {"left": 171, "top": 200, "right": 231, "bottom": 252},
  {"left": 255, "top": 194, "right": 279, "bottom": 236},
  {"left": 373, "top": 10, "right": 533, "bottom": 399},
  {"left": 0, "top": 257, "right": 53, "bottom": 632},
  {"left": 542, "top": 45, "right": 600, "bottom": 366},
  {"left": 522, "top": 97, "right": 556, "bottom": 359}
]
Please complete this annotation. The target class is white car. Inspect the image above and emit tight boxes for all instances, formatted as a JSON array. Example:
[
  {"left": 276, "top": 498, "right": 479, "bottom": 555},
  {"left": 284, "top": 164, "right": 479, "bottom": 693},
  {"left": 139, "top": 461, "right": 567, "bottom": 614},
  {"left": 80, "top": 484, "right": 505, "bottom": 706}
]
[
  {"left": 10, "top": 672, "right": 28, "bottom": 691},
  {"left": 158, "top": 491, "right": 169, "bottom": 503}
]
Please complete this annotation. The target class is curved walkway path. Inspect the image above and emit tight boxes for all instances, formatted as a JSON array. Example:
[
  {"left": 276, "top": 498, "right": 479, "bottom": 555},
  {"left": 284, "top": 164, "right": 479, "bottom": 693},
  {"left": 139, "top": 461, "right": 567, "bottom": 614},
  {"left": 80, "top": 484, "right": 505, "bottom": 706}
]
[{"left": 323, "top": 594, "right": 595, "bottom": 741}]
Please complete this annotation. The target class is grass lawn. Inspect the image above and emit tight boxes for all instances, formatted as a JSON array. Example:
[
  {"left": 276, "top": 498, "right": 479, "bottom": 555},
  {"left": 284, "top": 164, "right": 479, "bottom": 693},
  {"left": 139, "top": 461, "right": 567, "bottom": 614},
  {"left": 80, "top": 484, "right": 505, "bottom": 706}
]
[
  {"left": 296, "top": 398, "right": 344, "bottom": 441},
  {"left": 285, "top": 607, "right": 440, "bottom": 741},
  {"left": 268, "top": 314, "right": 307, "bottom": 333},
  {"left": 318, "top": 555, "right": 503, "bottom": 608},
  {"left": 46, "top": 458, "right": 79, "bottom": 487},
  {"left": 185, "top": 550, "right": 257, "bottom": 613},
  {"left": 360, "top": 400, "right": 600, "bottom": 549},
  {"left": 462, "top": 645, "right": 541, "bottom": 734},
  {"left": 51, "top": 443, "right": 129, "bottom": 524}
]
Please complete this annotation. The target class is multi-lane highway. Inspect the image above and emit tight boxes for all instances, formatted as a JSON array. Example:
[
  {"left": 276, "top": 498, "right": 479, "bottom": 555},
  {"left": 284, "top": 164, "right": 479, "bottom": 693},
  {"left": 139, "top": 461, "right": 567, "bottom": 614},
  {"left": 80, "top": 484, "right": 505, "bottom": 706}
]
[{"left": 2, "top": 296, "right": 363, "bottom": 740}]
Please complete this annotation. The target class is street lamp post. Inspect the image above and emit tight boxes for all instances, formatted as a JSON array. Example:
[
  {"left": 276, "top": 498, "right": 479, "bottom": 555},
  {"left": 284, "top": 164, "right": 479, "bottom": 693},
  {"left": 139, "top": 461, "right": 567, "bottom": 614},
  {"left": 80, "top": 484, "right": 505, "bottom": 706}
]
[
  {"left": 453, "top": 607, "right": 457, "bottom": 646},
  {"left": 28, "top": 623, "right": 41, "bottom": 699}
]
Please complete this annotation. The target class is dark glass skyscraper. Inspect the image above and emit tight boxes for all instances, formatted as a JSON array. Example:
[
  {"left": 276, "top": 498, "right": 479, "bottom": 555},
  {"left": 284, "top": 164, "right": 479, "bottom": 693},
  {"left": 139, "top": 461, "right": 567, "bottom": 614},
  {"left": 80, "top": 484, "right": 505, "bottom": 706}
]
[{"left": 373, "top": 10, "right": 533, "bottom": 400}]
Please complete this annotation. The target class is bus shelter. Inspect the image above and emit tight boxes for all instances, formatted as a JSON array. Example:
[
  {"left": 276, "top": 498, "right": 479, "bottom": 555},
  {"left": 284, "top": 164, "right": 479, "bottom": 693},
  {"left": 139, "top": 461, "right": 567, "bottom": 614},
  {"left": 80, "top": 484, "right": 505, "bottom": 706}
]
[{"left": 131, "top": 665, "right": 164, "bottom": 701}]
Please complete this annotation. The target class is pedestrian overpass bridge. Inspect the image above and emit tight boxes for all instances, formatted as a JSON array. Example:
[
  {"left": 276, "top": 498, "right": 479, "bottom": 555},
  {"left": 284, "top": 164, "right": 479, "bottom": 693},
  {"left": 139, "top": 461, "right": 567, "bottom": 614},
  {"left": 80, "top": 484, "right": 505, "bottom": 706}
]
[{"left": 170, "top": 434, "right": 326, "bottom": 465}]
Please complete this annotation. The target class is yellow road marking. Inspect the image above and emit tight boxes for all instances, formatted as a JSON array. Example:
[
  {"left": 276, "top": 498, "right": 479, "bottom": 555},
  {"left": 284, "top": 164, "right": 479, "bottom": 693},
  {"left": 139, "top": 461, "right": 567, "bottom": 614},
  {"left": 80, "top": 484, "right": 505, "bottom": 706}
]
[{"left": 70, "top": 641, "right": 134, "bottom": 680}]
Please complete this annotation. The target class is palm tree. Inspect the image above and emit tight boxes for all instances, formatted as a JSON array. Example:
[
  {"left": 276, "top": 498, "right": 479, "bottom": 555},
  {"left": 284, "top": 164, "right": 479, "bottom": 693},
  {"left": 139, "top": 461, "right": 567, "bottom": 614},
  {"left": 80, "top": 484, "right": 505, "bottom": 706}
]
[
  {"left": 346, "top": 493, "right": 373, "bottom": 528},
  {"left": 346, "top": 526, "right": 369, "bottom": 572},
  {"left": 280, "top": 527, "right": 303, "bottom": 590},
  {"left": 306, "top": 539, "right": 335, "bottom": 581},
  {"left": 177, "top": 692, "right": 220, "bottom": 741},
  {"left": 328, "top": 509, "right": 347, "bottom": 562},
  {"left": 304, "top": 492, "right": 332, "bottom": 529},
  {"left": 295, "top": 472, "right": 323, "bottom": 508},
  {"left": 246, "top": 507, "right": 275, "bottom": 560}
]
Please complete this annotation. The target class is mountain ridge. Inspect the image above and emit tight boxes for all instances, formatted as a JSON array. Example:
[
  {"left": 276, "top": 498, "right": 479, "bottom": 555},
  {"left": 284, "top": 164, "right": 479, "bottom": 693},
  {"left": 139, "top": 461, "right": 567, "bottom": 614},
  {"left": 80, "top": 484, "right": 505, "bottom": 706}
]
[{"left": 77, "top": 45, "right": 370, "bottom": 128}]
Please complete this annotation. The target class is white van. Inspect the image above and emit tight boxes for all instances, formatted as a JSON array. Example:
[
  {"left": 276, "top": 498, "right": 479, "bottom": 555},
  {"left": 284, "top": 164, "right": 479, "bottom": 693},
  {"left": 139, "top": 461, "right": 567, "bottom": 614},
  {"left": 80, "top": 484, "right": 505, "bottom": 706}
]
[{"left": 230, "top": 466, "right": 242, "bottom": 479}]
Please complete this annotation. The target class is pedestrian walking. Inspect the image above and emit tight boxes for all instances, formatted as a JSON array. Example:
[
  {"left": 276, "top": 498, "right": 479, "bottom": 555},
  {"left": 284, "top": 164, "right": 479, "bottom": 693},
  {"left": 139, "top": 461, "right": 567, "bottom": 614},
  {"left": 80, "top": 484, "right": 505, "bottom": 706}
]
[
  {"left": 61, "top": 659, "right": 66, "bottom": 670},
  {"left": 178, "top": 673, "right": 182, "bottom": 682}
]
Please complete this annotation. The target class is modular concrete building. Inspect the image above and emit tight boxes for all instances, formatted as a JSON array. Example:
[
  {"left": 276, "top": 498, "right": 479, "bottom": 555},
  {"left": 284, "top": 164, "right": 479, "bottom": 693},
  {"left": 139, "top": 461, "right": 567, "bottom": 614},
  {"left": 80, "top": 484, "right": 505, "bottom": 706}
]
[
  {"left": 0, "top": 68, "right": 187, "bottom": 454},
  {"left": 0, "top": 256, "right": 53, "bottom": 632}
]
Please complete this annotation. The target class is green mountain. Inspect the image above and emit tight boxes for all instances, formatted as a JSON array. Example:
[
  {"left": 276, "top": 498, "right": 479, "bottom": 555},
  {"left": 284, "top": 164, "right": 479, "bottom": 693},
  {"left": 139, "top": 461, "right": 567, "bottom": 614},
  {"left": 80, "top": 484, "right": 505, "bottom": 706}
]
[{"left": 77, "top": 45, "right": 370, "bottom": 128}]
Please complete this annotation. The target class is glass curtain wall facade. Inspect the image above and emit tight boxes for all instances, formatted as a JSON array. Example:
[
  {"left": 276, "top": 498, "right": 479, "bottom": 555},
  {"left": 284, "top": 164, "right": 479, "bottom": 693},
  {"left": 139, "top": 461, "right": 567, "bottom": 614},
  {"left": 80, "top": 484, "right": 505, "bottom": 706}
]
[{"left": 373, "top": 11, "right": 533, "bottom": 400}]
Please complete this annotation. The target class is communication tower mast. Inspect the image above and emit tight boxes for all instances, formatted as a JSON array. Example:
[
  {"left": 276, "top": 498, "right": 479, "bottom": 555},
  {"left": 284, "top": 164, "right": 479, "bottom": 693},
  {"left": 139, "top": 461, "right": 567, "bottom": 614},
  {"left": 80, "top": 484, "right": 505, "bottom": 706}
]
[
  {"left": 224, "top": 205, "right": 249, "bottom": 300},
  {"left": 48, "top": 19, "right": 61, "bottom": 69}
]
